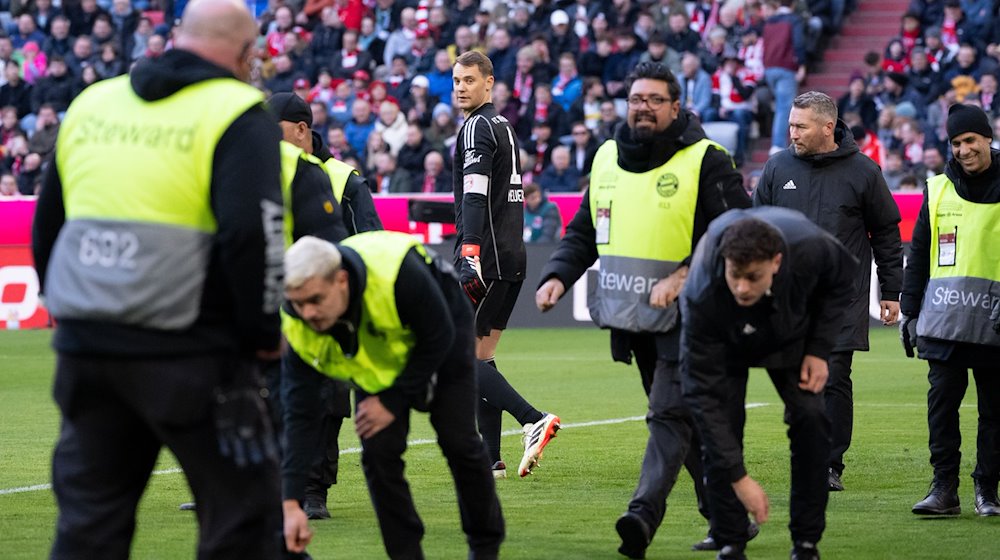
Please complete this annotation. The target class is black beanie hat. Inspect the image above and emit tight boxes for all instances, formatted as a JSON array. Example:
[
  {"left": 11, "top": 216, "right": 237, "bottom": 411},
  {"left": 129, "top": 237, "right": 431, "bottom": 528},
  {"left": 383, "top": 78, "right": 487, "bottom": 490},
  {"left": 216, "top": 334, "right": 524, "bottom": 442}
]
[{"left": 946, "top": 103, "right": 992, "bottom": 140}]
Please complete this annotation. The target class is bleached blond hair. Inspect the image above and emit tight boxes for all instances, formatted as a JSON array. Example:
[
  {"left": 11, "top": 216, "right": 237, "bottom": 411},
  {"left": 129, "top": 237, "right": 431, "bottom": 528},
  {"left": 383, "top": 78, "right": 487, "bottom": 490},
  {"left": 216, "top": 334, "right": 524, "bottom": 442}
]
[{"left": 284, "top": 236, "right": 342, "bottom": 290}]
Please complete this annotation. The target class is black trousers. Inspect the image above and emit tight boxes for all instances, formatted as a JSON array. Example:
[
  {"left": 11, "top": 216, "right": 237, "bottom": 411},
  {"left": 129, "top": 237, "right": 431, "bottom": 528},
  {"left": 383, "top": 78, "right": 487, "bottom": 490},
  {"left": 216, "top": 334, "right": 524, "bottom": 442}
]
[
  {"left": 269, "top": 356, "right": 351, "bottom": 499},
  {"left": 626, "top": 335, "right": 710, "bottom": 539},
  {"left": 305, "top": 378, "right": 351, "bottom": 498},
  {"left": 825, "top": 351, "right": 854, "bottom": 475},
  {"left": 709, "top": 366, "right": 830, "bottom": 547},
  {"left": 359, "top": 294, "right": 504, "bottom": 559},
  {"left": 926, "top": 360, "right": 1000, "bottom": 485},
  {"left": 50, "top": 353, "right": 282, "bottom": 560}
]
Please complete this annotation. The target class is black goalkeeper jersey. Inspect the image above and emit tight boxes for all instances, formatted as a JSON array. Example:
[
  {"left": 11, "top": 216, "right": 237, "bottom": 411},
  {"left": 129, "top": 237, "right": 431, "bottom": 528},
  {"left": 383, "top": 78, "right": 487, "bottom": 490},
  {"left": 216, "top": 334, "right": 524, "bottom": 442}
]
[{"left": 452, "top": 102, "right": 527, "bottom": 281}]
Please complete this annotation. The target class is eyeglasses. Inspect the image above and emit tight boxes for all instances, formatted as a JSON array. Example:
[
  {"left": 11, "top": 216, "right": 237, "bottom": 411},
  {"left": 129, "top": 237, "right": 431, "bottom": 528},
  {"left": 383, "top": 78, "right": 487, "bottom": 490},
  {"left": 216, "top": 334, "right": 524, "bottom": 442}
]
[
  {"left": 627, "top": 95, "right": 671, "bottom": 108},
  {"left": 572, "top": 130, "right": 588, "bottom": 136}
]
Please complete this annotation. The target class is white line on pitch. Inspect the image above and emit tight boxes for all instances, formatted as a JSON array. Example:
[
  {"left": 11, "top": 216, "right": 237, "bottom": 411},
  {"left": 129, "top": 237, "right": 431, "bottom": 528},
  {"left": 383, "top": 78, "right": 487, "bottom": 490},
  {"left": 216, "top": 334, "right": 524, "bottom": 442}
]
[{"left": 0, "top": 403, "right": 771, "bottom": 496}]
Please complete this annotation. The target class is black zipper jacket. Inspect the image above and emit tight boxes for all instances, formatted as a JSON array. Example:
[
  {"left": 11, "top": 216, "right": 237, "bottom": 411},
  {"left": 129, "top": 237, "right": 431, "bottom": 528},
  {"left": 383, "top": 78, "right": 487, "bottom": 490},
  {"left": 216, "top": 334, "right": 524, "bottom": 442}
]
[
  {"left": 754, "top": 120, "right": 903, "bottom": 352},
  {"left": 681, "top": 207, "right": 858, "bottom": 483}
]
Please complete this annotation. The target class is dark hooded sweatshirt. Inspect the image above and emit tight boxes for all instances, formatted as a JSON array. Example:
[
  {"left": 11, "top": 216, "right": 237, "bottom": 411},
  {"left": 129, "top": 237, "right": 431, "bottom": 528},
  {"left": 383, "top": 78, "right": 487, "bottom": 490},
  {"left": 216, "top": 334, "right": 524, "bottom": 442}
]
[
  {"left": 32, "top": 50, "right": 284, "bottom": 357},
  {"left": 754, "top": 120, "right": 903, "bottom": 352},
  {"left": 901, "top": 151, "right": 1000, "bottom": 365},
  {"left": 311, "top": 130, "right": 384, "bottom": 235},
  {"left": 538, "top": 110, "right": 750, "bottom": 362}
]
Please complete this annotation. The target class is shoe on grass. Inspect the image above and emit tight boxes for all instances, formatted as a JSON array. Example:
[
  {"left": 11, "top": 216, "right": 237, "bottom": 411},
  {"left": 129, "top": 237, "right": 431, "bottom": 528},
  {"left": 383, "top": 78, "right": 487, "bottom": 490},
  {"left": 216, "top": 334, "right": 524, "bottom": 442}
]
[{"left": 518, "top": 413, "right": 560, "bottom": 477}]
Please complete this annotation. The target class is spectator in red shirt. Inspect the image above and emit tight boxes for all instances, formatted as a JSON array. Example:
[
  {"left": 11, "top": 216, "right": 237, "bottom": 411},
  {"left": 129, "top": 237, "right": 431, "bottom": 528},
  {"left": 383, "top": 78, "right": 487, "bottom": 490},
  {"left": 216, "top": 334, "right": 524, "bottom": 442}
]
[
  {"left": 900, "top": 12, "right": 922, "bottom": 54},
  {"left": 265, "top": 5, "right": 296, "bottom": 56},
  {"left": 852, "top": 124, "right": 885, "bottom": 167},
  {"left": 882, "top": 39, "right": 907, "bottom": 74},
  {"left": 706, "top": 52, "right": 757, "bottom": 166},
  {"left": 335, "top": 0, "right": 363, "bottom": 30}
]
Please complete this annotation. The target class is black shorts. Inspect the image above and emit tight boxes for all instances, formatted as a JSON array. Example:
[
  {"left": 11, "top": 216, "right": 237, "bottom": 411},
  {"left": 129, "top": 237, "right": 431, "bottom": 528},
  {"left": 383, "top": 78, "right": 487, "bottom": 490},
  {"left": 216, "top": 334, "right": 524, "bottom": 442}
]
[{"left": 474, "top": 280, "right": 522, "bottom": 337}]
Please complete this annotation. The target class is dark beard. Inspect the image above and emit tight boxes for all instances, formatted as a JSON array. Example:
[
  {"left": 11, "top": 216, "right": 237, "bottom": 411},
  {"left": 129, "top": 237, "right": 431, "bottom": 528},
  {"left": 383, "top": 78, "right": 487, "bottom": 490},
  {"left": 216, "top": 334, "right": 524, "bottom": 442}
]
[{"left": 634, "top": 127, "right": 655, "bottom": 142}]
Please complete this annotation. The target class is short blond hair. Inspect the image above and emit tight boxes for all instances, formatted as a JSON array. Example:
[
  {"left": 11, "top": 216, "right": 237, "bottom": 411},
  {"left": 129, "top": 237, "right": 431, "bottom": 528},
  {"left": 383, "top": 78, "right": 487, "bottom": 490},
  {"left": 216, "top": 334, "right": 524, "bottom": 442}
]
[{"left": 284, "top": 236, "right": 342, "bottom": 290}]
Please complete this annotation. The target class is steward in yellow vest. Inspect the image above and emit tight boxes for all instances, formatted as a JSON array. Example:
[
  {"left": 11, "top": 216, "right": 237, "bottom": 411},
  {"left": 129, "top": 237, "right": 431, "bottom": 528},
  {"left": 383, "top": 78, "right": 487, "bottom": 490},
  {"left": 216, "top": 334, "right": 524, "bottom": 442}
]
[
  {"left": 277, "top": 139, "right": 349, "bottom": 247},
  {"left": 279, "top": 232, "right": 505, "bottom": 558},
  {"left": 534, "top": 62, "right": 751, "bottom": 557},
  {"left": 269, "top": 92, "right": 383, "bottom": 235},
  {"left": 900, "top": 103, "right": 1000, "bottom": 518},
  {"left": 268, "top": 92, "right": 375, "bottom": 520},
  {"left": 31, "top": 2, "right": 285, "bottom": 557},
  {"left": 916, "top": 172, "right": 1000, "bottom": 346}
]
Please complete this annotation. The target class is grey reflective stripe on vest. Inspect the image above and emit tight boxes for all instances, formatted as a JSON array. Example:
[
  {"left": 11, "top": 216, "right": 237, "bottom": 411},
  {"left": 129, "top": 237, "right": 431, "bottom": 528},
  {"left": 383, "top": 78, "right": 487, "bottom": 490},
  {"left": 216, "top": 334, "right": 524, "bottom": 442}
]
[
  {"left": 45, "top": 220, "right": 212, "bottom": 329},
  {"left": 586, "top": 255, "right": 681, "bottom": 333},
  {"left": 917, "top": 276, "right": 1000, "bottom": 346}
]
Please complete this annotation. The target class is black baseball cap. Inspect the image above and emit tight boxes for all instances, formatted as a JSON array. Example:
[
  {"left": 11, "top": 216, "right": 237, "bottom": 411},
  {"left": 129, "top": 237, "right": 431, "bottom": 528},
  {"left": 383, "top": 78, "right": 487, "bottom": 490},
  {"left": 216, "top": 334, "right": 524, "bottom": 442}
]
[{"left": 267, "top": 92, "right": 312, "bottom": 126}]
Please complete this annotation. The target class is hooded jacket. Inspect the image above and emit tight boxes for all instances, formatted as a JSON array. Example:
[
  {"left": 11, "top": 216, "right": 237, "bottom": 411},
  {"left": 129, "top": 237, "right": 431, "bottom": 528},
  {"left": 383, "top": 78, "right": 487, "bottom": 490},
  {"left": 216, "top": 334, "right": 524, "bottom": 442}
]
[
  {"left": 538, "top": 110, "right": 750, "bottom": 362},
  {"left": 901, "top": 151, "right": 1000, "bottom": 365},
  {"left": 311, "top": 130, "right": 383, "bottom": 235},
  {"left": 754, "top": 120, "right": 903, "bottom": 352},
  {"left": 32, "top": 49, "right": 283, "bottom": 357}
]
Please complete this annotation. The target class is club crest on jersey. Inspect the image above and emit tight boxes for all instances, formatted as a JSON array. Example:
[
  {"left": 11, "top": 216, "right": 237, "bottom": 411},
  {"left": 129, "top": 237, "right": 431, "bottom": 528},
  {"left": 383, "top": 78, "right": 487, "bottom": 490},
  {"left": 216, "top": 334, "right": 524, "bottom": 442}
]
[
  {"left": 464, "top": 149, "right": 482, "bottom": 168},
  {"left": 656, "top": 173, "right": 679, "bottom": 198}
]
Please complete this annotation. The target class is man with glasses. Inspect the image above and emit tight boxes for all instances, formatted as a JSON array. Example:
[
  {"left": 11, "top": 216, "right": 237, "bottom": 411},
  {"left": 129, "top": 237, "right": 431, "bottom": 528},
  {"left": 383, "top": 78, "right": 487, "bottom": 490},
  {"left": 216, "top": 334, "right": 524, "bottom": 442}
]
[{"left": 535, "top": 61, "right": 750, "bottom": 558}]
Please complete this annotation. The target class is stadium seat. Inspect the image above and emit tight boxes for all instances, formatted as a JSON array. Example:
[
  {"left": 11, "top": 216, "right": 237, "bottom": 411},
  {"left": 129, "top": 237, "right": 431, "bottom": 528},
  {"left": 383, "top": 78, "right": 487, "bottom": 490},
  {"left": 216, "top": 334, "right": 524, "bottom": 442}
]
[{"left": 702, "top": 121, "right": 739, "bottom": 157}]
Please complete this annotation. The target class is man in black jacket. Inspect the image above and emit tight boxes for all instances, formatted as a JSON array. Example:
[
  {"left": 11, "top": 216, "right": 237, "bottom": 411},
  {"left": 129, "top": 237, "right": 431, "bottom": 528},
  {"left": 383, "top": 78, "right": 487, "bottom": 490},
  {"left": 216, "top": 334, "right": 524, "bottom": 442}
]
[
  {"left": 0, "top": 60, "right": 32, "bottom": 118},
  {"left": 754, "top": 91, "right": 903, "bottom": 492},
  {"left": 535, "top": 62, "right": 751, "bottom": 558},
  {"left": 30, "top": 55, "right": 75, "bottom": 113},
  {"left": 682, "top": 207, "right": 858, "bottom": 560},
  {"left": 33, "top": 0, "right": 285, "bottom": 557},
  {"left": 901, "top": 103, "right": 1000, "bottom": 517}
]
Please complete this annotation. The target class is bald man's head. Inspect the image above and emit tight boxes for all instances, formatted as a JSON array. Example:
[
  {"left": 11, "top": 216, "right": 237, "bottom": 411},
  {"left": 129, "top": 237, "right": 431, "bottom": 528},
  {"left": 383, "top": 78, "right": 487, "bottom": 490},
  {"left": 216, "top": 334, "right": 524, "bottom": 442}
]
[{"left": 174, "top": 0, "right": 257, "bottom": 80}]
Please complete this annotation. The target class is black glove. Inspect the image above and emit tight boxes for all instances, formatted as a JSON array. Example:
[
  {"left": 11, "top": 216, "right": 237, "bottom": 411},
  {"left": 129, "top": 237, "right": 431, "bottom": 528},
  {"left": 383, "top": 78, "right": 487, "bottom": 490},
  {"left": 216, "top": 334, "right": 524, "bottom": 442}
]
[
  {"left": 458, "top": 244, "right": 487, "bottom": 305},
  {"left": 900, "top": 315, "right": 918, "bottom": 358},
  {"left": 214, "top": 362, "right": 279, "bottom": 468}
]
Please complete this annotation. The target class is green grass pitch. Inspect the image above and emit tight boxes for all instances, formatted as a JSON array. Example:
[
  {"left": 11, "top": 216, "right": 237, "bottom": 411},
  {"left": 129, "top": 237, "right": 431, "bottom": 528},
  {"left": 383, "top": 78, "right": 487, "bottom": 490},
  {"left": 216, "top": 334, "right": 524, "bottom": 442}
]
[{"left": 1, "top": 327, "right": 998, "bottom": 558}]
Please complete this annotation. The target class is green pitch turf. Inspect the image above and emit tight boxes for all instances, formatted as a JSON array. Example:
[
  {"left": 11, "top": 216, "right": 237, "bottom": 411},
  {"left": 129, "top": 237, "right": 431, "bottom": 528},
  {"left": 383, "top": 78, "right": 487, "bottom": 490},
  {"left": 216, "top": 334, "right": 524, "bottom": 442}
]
[{"left": 1, "top": 327, "right": 998, "bottom": 559}]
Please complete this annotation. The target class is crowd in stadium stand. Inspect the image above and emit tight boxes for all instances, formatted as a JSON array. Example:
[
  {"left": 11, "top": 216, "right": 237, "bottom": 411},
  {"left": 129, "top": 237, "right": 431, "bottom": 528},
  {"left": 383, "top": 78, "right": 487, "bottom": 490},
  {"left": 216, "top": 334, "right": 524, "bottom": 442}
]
[
  {"left": 843, "top": 0, "right": 1000, "bottom": 194},
  {"left": 0, "top": 0, "right": 998, "bottom": 199}
]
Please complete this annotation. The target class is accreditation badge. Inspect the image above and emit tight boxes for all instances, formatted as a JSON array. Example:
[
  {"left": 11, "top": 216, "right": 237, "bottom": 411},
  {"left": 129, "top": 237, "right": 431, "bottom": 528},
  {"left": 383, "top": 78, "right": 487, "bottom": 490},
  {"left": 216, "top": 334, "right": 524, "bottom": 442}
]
[
  {"left": 938, "top": 227, "right": 956, "bottom": 267},
  {"left": 595, "top": 203, "right": 611, "bottom": 245}
]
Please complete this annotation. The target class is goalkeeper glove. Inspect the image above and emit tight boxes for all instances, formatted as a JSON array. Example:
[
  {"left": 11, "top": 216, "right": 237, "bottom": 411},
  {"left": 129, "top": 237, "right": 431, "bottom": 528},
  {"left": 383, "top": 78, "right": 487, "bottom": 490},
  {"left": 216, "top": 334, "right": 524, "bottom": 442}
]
[{"left": 459, "top": 244, "right": 487, "bottom": 305}]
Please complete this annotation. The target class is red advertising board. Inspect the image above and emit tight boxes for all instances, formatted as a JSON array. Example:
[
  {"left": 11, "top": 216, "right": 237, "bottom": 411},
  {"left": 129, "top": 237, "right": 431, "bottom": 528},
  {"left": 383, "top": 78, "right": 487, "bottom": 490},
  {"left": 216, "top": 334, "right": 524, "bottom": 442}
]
[
  {"left": 0, "top": 245, "right": 50, "bottom": 329},
  {"left": 0, "top": 193, "right": 923, "bottom": 329}
]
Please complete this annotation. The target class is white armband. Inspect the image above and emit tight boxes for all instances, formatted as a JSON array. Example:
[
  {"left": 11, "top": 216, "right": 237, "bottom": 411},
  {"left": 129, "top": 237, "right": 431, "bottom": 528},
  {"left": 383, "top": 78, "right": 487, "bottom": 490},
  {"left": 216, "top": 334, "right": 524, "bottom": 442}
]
[{"left": 463, "top": 174, "right": 489, "bottom": 196}]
